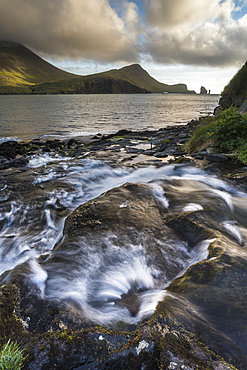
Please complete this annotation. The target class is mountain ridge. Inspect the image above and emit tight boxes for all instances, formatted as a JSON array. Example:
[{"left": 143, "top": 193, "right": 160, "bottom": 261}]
[{"left": 0, "top": 41, "right": 195, "bottom": 95}]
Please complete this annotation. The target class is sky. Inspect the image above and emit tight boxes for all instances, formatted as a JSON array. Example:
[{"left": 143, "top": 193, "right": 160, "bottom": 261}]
[{"left": 0, "top": 0, "right": 247, "bottom": 94}]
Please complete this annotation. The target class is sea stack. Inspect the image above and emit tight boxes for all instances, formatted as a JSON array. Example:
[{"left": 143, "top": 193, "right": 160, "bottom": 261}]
[{"left": 200, "top": 86, "right": 207, "bottom": 94}]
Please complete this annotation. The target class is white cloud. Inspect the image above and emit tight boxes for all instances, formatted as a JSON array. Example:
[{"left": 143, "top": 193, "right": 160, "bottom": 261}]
[
  {"left": 142, "top": 0, "right": 247, "bottom": 67},
  {"left": 0, "top": 0, "right": 246, "bottom": 69},
  {"left": 0, "top": 0, "right": 138, "bottom": 63},
  {"left": 143, "top": 0, "right": 235, "bottom": 30},
  {"left": 123, "top": 2, "right": 140, "bottom": 41}
]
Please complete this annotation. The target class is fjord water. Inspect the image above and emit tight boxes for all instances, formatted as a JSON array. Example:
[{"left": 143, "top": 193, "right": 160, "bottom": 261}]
[{"left": 0, "top": 93, "right": 219, "bottom": 140}]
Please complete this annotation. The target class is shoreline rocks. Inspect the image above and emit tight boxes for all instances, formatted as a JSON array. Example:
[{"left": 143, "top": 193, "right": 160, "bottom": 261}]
[
  {"left": 1, "top": 119, "right": 245, "bottom": 190},
  {"left": 1, "top": 121, "right": 247, "bottom": 369}
]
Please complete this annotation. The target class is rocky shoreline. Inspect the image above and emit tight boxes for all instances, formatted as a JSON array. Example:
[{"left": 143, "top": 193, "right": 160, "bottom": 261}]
[
  {"left": 1, "top": 120, "right": 247, "bottom": 370},
  {"left": 1, "top": 118, "right": 246, "bottom": 187}
]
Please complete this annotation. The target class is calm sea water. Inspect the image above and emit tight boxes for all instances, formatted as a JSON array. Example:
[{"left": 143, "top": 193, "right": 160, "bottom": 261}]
[{"left": 0, "top": 93, "right": 220, "bottom": 141}]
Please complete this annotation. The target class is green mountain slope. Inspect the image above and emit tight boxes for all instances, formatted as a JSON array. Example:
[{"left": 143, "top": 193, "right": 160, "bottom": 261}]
[
  {"left": 97, "top": 64, "right": 194, "bottom": 93},
  {"left": 0, "top": 41, "right": 76, "bottom": 91},
  {"left": 220, "top": 61, "right": 247, "bottom": 110},
  {"left": 0, "top": 41, "right": 195, "bottom": 95}
]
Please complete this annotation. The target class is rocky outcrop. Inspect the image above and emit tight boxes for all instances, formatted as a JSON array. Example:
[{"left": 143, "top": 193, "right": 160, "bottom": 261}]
[
  {"left": 0, "top": 283, "right": 238, "bottom": 370},
  {"left": 200, "top": 86, "right": 207, "bottom": 94}
]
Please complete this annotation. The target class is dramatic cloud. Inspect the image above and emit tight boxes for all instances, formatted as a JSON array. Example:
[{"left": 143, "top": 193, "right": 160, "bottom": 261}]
[
  {"left": 0, "top": 0, "right": 139, "bottom": 63},
  {"left": 0, "top": 0, "right": 247, "bottom": 68},
  {"left": 144, "top": 16, "right": 247, "bottom": 66},
  {"left": 143, "top": 0, "right": 247, "bottom": 66},
  {"left": 144, "top": 0, "right": 235, "bottom": 29}
]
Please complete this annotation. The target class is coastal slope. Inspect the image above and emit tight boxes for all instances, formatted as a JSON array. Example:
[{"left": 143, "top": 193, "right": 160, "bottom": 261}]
[
  {"left": 0, "top": 41, "right": 195, "bottom": 94},
  {"left": 220, "top": 60, "right": 247, "bottom": 111},
  {"left": 0, "top": 41, "right": 76, "bottom": 93}
]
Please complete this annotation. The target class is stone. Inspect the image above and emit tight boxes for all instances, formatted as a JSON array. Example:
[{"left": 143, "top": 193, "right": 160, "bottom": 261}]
[
  {"left": 67, "top": 138, "right": 79, "bottom": 149},
  {"left": 154, "top": 151, "right": 169, "bottom": 158},
  {"left": 10, "top": 157, "right": 29, "bottom": 167},
  {"left": 200, "top": 86, "right": 207, "bottom": 94},
  {"left": 0, "top": 284, "right": 238, "bottom": 370},
  {"left": 178, "top": 133, "right": 187, "bottom": 139},
  {"left": 125, "top": 146, "right": 144, "bottom": 154},
  {"left": 159, "top": 142, "right": 168, "bottom": 151},
  {"left": 205, "top": 154, "right": 228, "bottom": 162}
]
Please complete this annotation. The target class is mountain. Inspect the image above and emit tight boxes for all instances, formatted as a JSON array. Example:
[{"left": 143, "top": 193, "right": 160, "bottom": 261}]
[
  {"left": 0, "top": 41, "right": 195, "bottom": 95},
  {"left": 220, "top": 61, "right": 247, "bottom": 111},
  {"left": 0, "top": 41, "right": 76, "bottom": 93},
  {"left": 90, "top": 64, "right": 194, "bottom": 94}
]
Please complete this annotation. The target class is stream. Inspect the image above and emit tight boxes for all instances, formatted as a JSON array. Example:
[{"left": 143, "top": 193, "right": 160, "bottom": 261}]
[{"left": 1, "top": 152, "right": 247, "bottom": 334}]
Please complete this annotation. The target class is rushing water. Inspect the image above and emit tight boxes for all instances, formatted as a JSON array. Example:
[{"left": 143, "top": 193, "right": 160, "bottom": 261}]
[
  {"left": 0, "top": 153, "right": 246, "bottom": 327},
  {"left": 2, "top": 93, "right": 247, "bottom": 366},
  {"left": 0, "top": 93, "right": 219, "bottom": 140}
]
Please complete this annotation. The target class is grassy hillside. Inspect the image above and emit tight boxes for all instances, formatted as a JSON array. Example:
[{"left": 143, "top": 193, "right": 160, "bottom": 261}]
[
  {"left": 30, "top": 75, "right": 150, "bottom": 94},
  {"left": 91, "top": 64, "right": 195, "bottom": 94},
  {"left": 220, "top": 61, "right": 247, "bottom": 109},
  {"left": 0, "top": 41, "right": 195, "bottom": 95},
  {"left": 0, "top": 41, "right": 76, "bottom": 90}
]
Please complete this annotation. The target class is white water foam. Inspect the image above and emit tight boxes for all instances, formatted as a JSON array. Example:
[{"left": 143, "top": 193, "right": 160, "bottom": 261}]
[
  {"left": 29, "top": 258, "right": 48, "bottom": 297},
  {"left": 1, "top": 157, "right": 247, "bottom": 325},
  {"left": 183, "top": 203, "right": 204, "bottom": 212},
  {"left": 150, "top": 183, "right": 169, "bottom": 208},
  {"left": 28, "top": 153, "right": 72, "bottom": 168},
  {"left": 222, "top": 221, "right": 243, "bottom": 245},
  {"left": 212, "top": 189, "right": 234, "bottom": 212},
  {"left": 42, "top": 234, "right": 214, "bottom": 325}
]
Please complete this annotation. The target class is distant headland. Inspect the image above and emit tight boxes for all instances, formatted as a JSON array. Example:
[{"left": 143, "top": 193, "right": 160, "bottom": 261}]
[{"left": 0, "top": 41, "right": 196, "bottom": 95}]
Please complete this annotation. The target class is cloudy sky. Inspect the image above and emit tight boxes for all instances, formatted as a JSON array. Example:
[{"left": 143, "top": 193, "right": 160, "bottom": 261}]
[{"left": 0, "top": 0, "right": 247, "bottom": 93}]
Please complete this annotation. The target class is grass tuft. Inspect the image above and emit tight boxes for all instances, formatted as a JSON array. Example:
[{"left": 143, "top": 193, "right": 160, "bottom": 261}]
[{"left": 0, "top": 340, "right": 27, "bottom": 370}]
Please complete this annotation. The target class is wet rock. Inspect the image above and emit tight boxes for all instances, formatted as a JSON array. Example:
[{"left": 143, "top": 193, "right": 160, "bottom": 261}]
[
  {"left": 73, "top": 148, "right": 87, "bottom": 157},
  {"left": 178, "top": 132, "right": 187, "bottom": 139},
  {"left": 0, "top": 282, "right": 238, "bottom": 370},
  {"left": 166, "top": 236, "right": 247, "bottom": 369},
  {"left": 93, "top": 133, "right": 103, "bottom": 139},
  {"left": 172, "top": 157, "right": 193, "bottom": 164},
  {"left": 143, "top": 149, "right": 156, "bottom": 155},
  {"left": 153, "top": 151, "right": 169, "bottom": 158},
  {"left": 205, "top": 154, "right": 228, "bottom": 162},
  {"left": 0, "top": 140, "right": 21, "bottom": 159},
  {"left": 10, "top": 156, "right": 29, "bottom": 167},
  {"left": 0, "top": 284, "right": 26, "bottom": 347},
  {"left": 125, "top": 146, "right": 144, "bottom": 154},
  {"left": 159, "top": 142, "right": 168, "bottom": 151},
  {"left": 1, "top": 123, "right": 247, "bottom": 369},
  {"left": 67, "top": 138, "right": 79, "bottom": 149},
  {"left": 0, "top": 155, "right": 8, "bottom": 164},
  {"left": 166, "top": 212, "right": 213, "bottom": 247},
  {"left": 0, "top": 156, "right": 29, "bottom": 170},
  {"left": 105, "top": 145, "right": 121, "bottom": 152},
  {"left": 63, "top": 183, "right": 168, "bottom": 236}
]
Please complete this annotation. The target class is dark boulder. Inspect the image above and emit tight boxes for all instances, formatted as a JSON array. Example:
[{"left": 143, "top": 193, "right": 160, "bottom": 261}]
[{"left": 0, "top": 284, "right": 238, "bottom": 370}]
